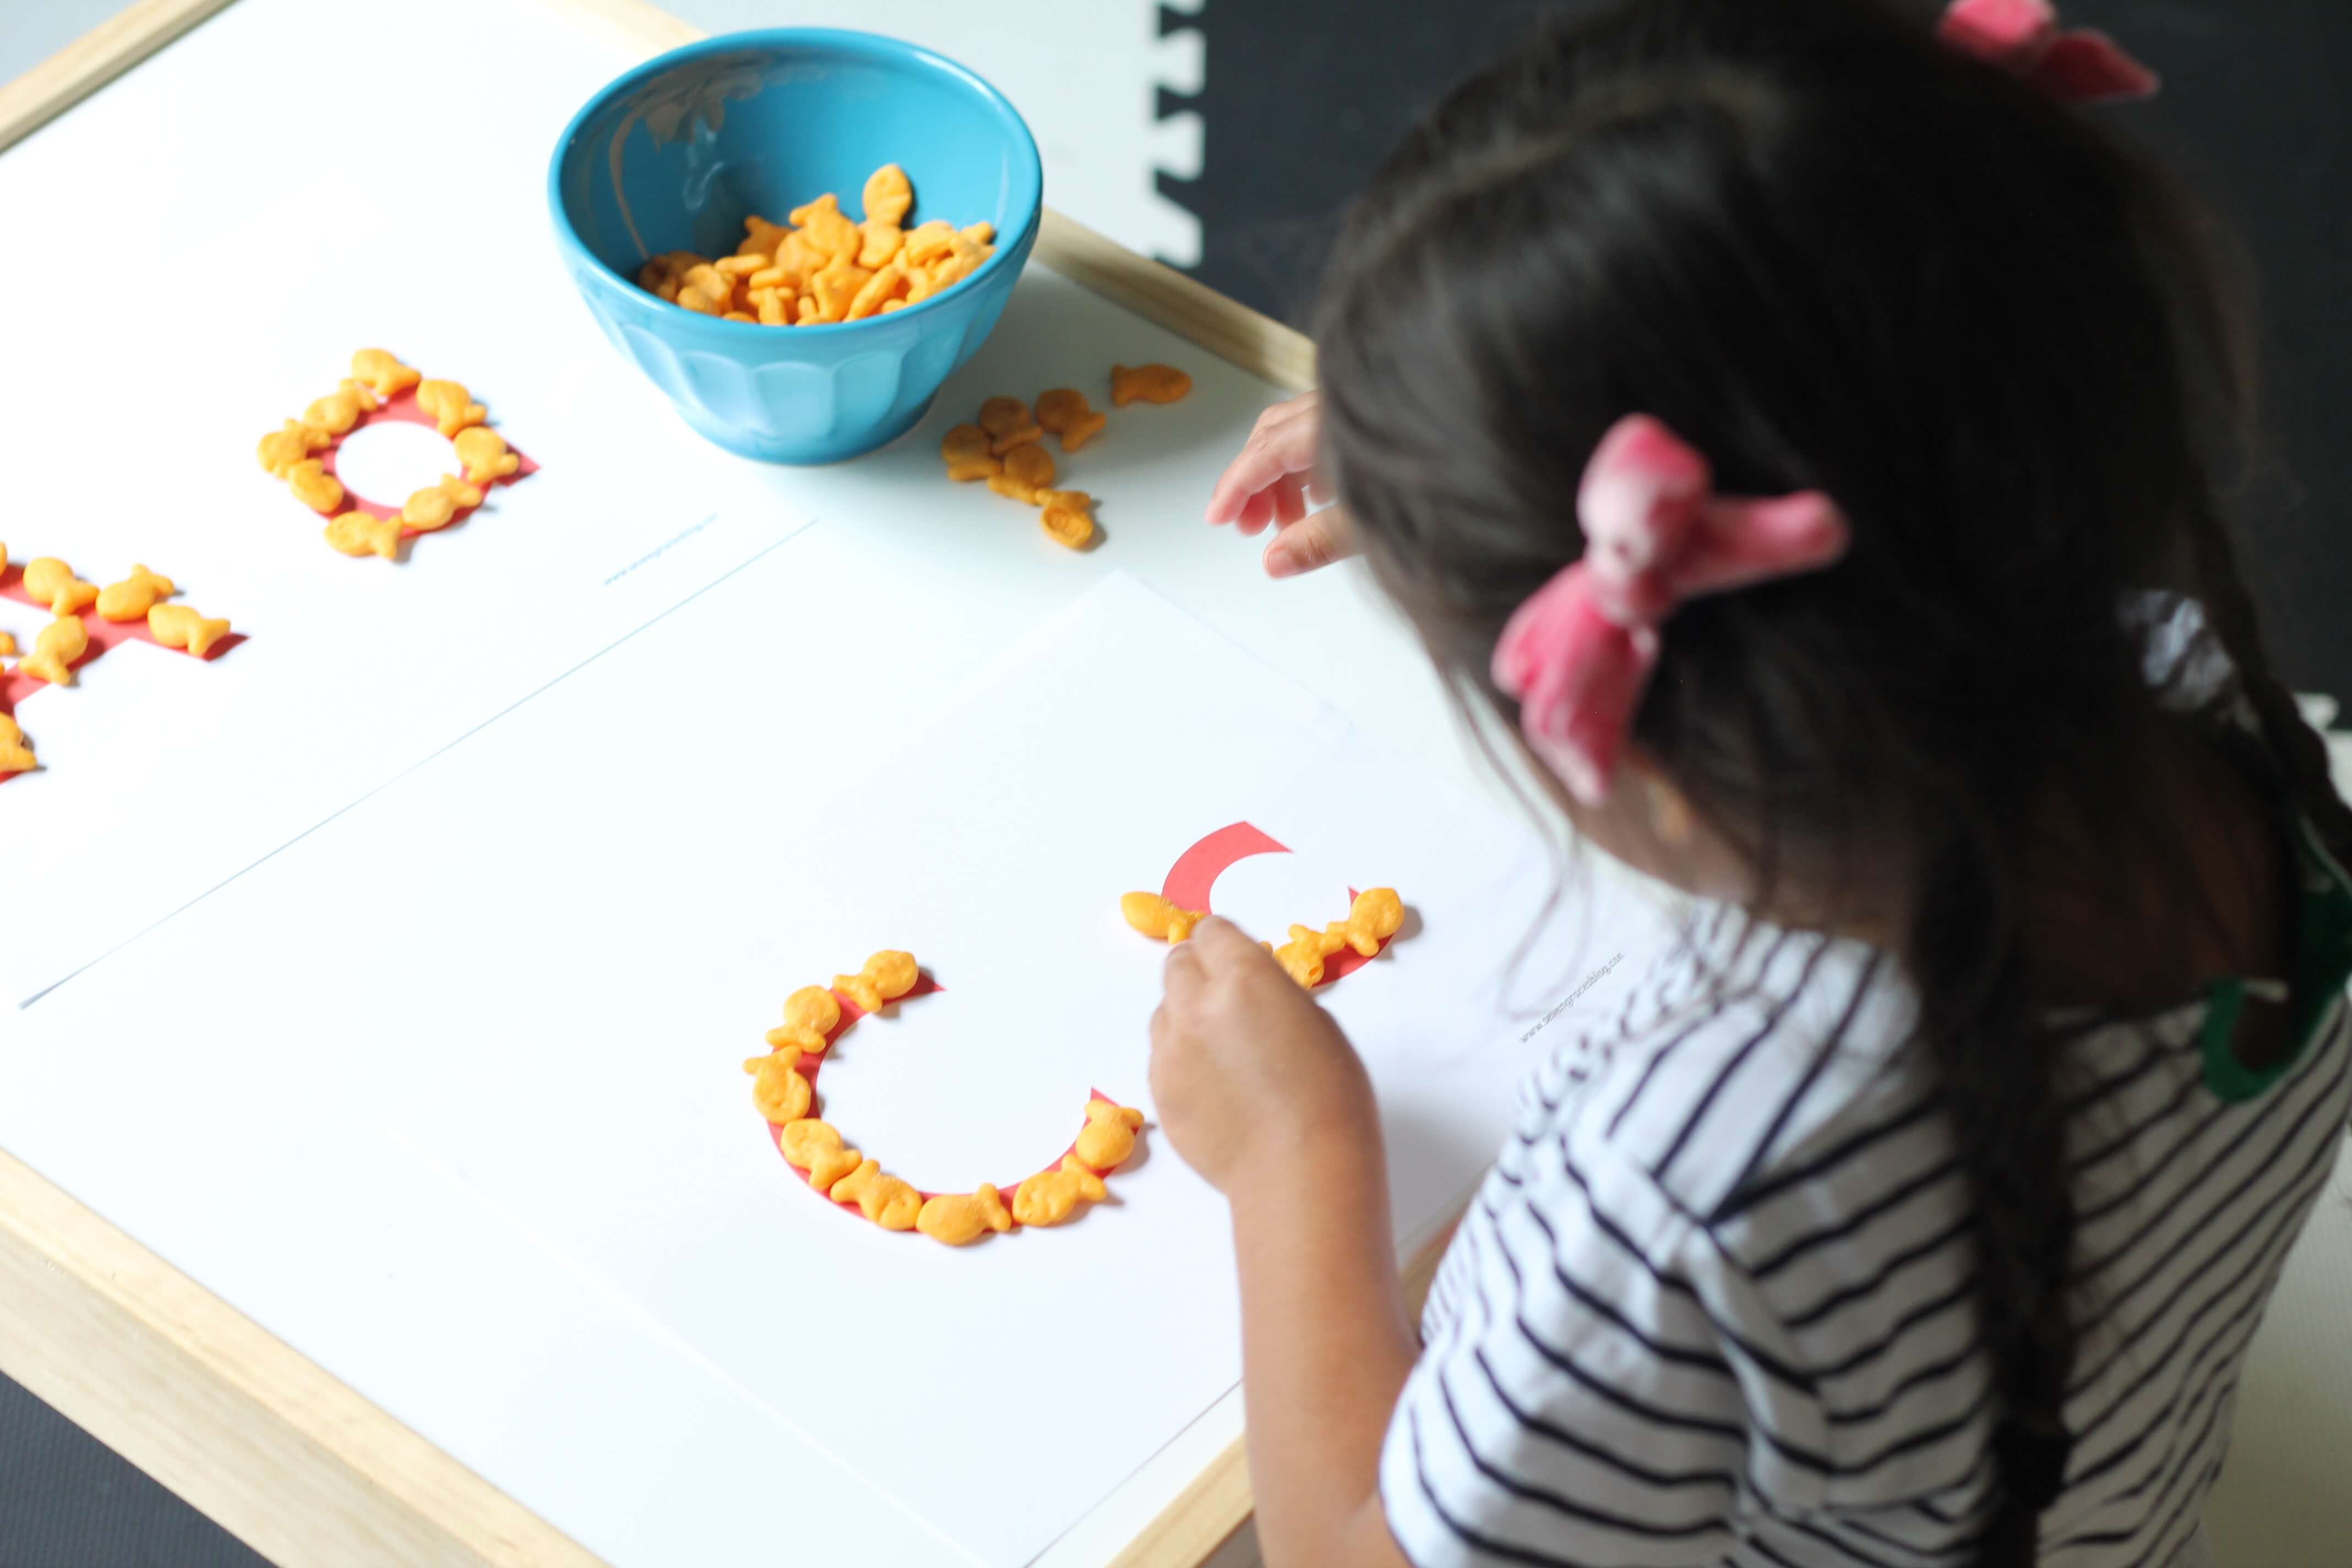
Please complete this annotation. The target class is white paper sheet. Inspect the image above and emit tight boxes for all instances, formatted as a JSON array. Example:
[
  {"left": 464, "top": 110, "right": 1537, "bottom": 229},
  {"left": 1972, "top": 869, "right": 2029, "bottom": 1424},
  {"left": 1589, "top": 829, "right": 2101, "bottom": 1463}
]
[{"left": 0, "top": 0, "right": 826, "bottom": 1006}]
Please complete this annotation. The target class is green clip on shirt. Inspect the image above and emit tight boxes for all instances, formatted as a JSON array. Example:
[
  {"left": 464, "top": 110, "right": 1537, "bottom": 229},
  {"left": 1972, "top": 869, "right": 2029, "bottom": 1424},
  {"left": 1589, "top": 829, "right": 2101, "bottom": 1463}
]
[{"left": 2202, "top": 815, "right": 2352, "bottom": 1102}]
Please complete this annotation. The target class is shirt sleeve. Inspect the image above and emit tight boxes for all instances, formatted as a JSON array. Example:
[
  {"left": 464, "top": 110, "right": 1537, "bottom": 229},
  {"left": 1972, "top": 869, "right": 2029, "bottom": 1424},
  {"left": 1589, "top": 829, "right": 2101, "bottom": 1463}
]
[{"left": 1379, "top": 1133, "right": 1824, "bottom": 1568}]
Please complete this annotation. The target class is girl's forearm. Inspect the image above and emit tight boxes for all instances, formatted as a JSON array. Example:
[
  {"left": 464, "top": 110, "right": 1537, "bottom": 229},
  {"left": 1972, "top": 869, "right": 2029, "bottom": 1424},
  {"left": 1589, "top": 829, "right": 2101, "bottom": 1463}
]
[{"left": 1230, "top": 1124, "right": 1419, "bottom": 1568}]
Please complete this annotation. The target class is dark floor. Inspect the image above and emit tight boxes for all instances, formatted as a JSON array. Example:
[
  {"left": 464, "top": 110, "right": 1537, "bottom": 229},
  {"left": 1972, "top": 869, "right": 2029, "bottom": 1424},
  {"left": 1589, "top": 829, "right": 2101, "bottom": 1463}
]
[{"left": 3, "top": 2, "right": 2345, "bottom": 1565}]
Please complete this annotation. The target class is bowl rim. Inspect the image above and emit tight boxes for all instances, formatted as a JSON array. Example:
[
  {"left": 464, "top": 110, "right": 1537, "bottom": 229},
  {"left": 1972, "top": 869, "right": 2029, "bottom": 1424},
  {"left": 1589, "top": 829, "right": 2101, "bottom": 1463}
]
[{"left": 546, "top": 26, "right": 1044, "bottom": 338}]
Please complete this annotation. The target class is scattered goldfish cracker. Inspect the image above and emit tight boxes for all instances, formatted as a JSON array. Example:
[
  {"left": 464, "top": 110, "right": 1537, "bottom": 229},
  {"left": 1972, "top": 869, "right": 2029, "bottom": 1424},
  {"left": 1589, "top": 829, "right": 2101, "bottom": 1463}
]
[
  {"left": 940, "top": 424, "right": 1001, "bottom": 482},
  {"left": 1074, "top": 1102, "right": 1146, "bottom": 1171},
  {"left": 401, "top": 474, "right": 483, "bottom": 532},
  {"left": 415, "top": 379, "right": 487, "bottom": 437},
  {"left": 350, "top": 348, "right": 421, "bottom": 399},
  {"left": 1012, "top": 1156, "right": 1107, "bottom": 1228},
  {"left": 863, "top": 164, "right": 913, "bottom": 227},
  {"left": 21, "top": 558, "right": 98, "bottom": 615},
  {"left": 832, "top": 1159, "right": 923, "bottom": 1231},
  {"left": 453, "top": 427, "right": 520, "bottom": 485},
  {"left": 148, "top": 604, "right": 231, "bottom": 659},
  {"left": 302, "top": 378, "right": 379, "bottom": 438},
  {"left": 749, "top": 1044, "right": 813, "bottom": 1124},
  {"left": 916, "top": 1184, "right": 1012, "bottom": 1246},
  {"left": 1120, "top": 891, "right": 1205, "bottom": 943},
  {"left": 95, "top": 564, "right": 176, "bottom": 623},
  {"left": 1332, "top": 888, "right": 1404, "bottom": 957},
  {"left": 1035, "top": 388, "right": 1107, "bottom": 453},
  {"left": 324, "top": 511, "right": 403, "bottom": 562},
  {"left": 0, "top": 713, "right": 33, "bottom": 774},
  {"left": 769, "top": 985, "right": 837, "bottom": 1039},
  {"left": 256, "top": 419, "right": 328, "bottom": 477},
  {"left": 978, "top": 396, "right": 1042, "bottom": 456},
  {"left": 0, "top": 631, "right": 13, "bottom": 656},
  {"left": 1039, "top": 491, "right": 1095, "bottom": 550},
  {"left": 18, "top": 614, "right": 88, "bottom": 685},
  {"left": 1270, "top": 923, "right": 1347, "bottom": 989},
  {"left": 780, "top": 1119, "right": 864, "bottom": 1194},
  {"left": 763, "top": 1021, "right": 829, "bottom": 1059},
  {"left": 1110, "top": 363, "right": 1192, "bottom": 407},
  {"left": 285, "top": 459, "right": 344, "bottom": 515}
]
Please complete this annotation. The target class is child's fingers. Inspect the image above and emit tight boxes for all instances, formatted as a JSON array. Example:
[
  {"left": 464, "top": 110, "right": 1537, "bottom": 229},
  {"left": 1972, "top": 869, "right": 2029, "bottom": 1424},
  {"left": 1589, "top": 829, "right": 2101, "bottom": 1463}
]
[
  {"left": 1204, "top": 394, "right": 1321, "bottom": 525},
  {"left": 1264, "top": 505, "right": 1355, "bottom": 579}
]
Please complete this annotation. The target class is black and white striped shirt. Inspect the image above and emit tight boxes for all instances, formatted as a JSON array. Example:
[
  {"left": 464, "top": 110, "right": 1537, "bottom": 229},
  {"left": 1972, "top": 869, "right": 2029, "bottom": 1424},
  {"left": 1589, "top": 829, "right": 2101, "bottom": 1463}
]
[{"left": 1382, "top": 903, "right": 2352, "bottom": 1567}]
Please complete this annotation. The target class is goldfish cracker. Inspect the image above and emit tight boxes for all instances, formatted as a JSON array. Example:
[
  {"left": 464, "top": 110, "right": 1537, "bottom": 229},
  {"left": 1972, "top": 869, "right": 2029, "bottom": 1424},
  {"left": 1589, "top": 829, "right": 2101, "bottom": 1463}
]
[
  {"left": 739, "top": 217, "right": 791, "bottom": 259},
  {"left": 285, "top": 459, "right": 344, "bottom": 515},
  {"left": 95, "top": 564, "right": 176, "bottom": 623},
  {"left": 0, "top": 713, "right": 33, "bottom": 774},
  {"left": 0, "top": 632, "right": 13, "bottom": 657},
  {"left": 401, "top": 473, "right": 483, "bottom": 532},
  {"left": 1012, "top": 1156, "right": 1107, "bottom": 1228},
  {"left": 715, "top": 253, "right": 766, "bottom": 280},
  {"left": 18, "top": 614, "right": 88, "bottom": 684},
  {"left": 903, "top": 220, "right": 956, "bottom": 267},
  {"left": 789, "top": 192, "right": 842, "bottom": 227},
  {"left": 783, "top": 984, "right": 842, "bottom": 1037},
  {"left": 804, "top": 210, "right": 861, "bottom": 267},
  {"left": 1270, "top": 923, "right": 1347, "bottom": 989},
  {"left": 879, "top": 300, "right": 906, "bottom": 314},
  {"left": 1039, "top": 491, "right": 1095, "bottom": 549},
  {"left": 1333, "top": 887, "right": 1404, "bottom": 957},
  {"left": 1111, "top": 363, "right": 1193, "bottom": 407},
  {"left": 796, "top": 295, "right": 824, "bottom": 326},
  {"left": 1002, "top": 443, "right": 1054, "bottom": 496},
  {"left": 810, "top": 264, "right": 871, "bottom": 324},
  {"left": 832, "top": 1160, "right": 922, "bottom": 1230},
  {"left": 917, "top": 1184, "right": 1012, "bottom": 1246},
  {"left": 862, "top": 164, "right": 913, "bottom": 227},
  {"left": 722, "top": 311, "right": 757, "bottom": 323},
  {"left": 763, "top": 1024, "right": 829, "bottom": 1064},
  {"left": 1074, "top": 1101, "right": 1146, "bottom": 1170},
  {"left": 302, "top": 378, "right": 379, "bottom": 437},
  {"left": 978, "top": 396, "right": 1042, "bottom": 456},
  {"left": 257, "top": 418, "right": 328, "bottom": 477},
  {"left": 1120, "top": 891, "right": 1205, "bottom": 943},
  {"left": 147, "top": 603, "right": 231, "bottom": 658},
  {"left": 858, "top": 219, "right": 903, "bottom": 269},
  {"left": 961, "top": 221, "right": 995, "bottom": 247},
  {"left": 927, "top": 235, "right": 984, "bottom": 293},
  {"left": 453, "top": 426, "right": 520, "bottom": 485},
  {"left": 749, "top": 1045, "right": 813, "bottom": 1124},
  {"left": 1034, "top": 388, "right": 1108, "bottom": 453},
  {"left": 779, "top": 1119, "right": 863, "bottom": 1194},
  {"left": 753, "top": 288, "right": 792, "bottom": 326},
  {"left": 324, "top": 510, "right": 403, "bottom": 562},
  {"left": 350, "top": 348, "right": 422, "bottom": 399},
  {"left": 847, "top": 264, "right": 904, "bottom": 321},
  {"left": 21, "top": 559, "right": 97, "bottom": 616},
  {"left": 415, "top": 379, "right": 487, "bottom": 437},
  {"left": 940, "top": 424, "right": 1000, "bottom": 482},
  {"left": 832, "top": 949, "right": 918, "bottom": 1013}
]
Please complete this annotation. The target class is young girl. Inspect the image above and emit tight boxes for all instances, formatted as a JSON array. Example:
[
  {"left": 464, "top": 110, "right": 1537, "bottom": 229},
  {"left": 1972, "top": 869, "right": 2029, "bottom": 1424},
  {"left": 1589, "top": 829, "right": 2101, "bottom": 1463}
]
[{"left": 1147, "top": 2, "right": 2352, "bottom": 1565}]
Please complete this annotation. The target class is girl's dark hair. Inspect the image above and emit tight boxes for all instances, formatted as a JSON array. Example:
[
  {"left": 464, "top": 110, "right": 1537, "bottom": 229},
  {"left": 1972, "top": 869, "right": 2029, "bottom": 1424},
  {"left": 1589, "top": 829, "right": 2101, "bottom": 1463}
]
[{"left": 1314, "top": 0, "right": 2352, "bottom": 1560}]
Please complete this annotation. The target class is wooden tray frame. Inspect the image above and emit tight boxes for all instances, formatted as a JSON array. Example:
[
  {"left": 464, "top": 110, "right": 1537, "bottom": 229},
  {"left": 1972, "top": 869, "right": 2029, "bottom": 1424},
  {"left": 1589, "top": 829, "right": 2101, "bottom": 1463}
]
[{"left": 0, "top": 3, "right": 1444, "bottom": 1564}]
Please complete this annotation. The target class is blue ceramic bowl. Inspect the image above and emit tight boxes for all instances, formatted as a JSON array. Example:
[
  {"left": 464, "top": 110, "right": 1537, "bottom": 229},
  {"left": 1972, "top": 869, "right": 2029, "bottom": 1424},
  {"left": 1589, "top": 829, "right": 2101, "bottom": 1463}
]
[{"left": 550, "top": 30, "right": 1043, "bottom": 464}]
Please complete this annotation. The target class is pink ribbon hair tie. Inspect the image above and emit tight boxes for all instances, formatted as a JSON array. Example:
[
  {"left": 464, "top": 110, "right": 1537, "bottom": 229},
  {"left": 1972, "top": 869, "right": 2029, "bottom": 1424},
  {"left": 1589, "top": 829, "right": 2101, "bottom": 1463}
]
[
  {"left": 1939, "top": 0, "right": 2159, "bottom": 103},
  {"left": 1489, "top": 415, "right": 1850, "bottom": 806}
]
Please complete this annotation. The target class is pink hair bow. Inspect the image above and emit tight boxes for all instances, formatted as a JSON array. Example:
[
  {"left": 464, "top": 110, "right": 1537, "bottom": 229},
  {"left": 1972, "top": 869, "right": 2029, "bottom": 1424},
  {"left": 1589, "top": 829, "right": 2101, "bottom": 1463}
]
[
  {"left": 1939, "top": 0, "right": 2159, "bottom": 103},
  {"left": 1489, "top": 415, "right": 1849, "bottom": 806}
]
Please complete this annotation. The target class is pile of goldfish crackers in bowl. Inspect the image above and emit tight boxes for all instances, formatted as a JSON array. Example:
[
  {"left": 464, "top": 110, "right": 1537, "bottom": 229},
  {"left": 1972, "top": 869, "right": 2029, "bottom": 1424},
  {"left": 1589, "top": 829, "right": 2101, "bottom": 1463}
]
[{"left": 636, "top": 163, "right": 995, "bottom": 326}]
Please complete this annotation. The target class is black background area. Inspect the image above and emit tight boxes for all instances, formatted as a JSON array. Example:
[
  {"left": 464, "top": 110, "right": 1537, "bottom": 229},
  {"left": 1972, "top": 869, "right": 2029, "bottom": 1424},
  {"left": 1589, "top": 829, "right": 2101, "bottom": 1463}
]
[{"left": 1172, "top": 0, "right": 2351, "bottom": 699}]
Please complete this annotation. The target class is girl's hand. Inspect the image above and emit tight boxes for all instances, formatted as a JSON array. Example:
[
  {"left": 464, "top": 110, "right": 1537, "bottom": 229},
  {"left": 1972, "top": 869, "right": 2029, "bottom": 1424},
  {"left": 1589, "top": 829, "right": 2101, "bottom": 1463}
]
[
  {"left": 1204, "top": 392, "right": 1355, "bottom": 579},
  {"left": 1148, "top": 917, "right": 1380, "bottom": 1191}
]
